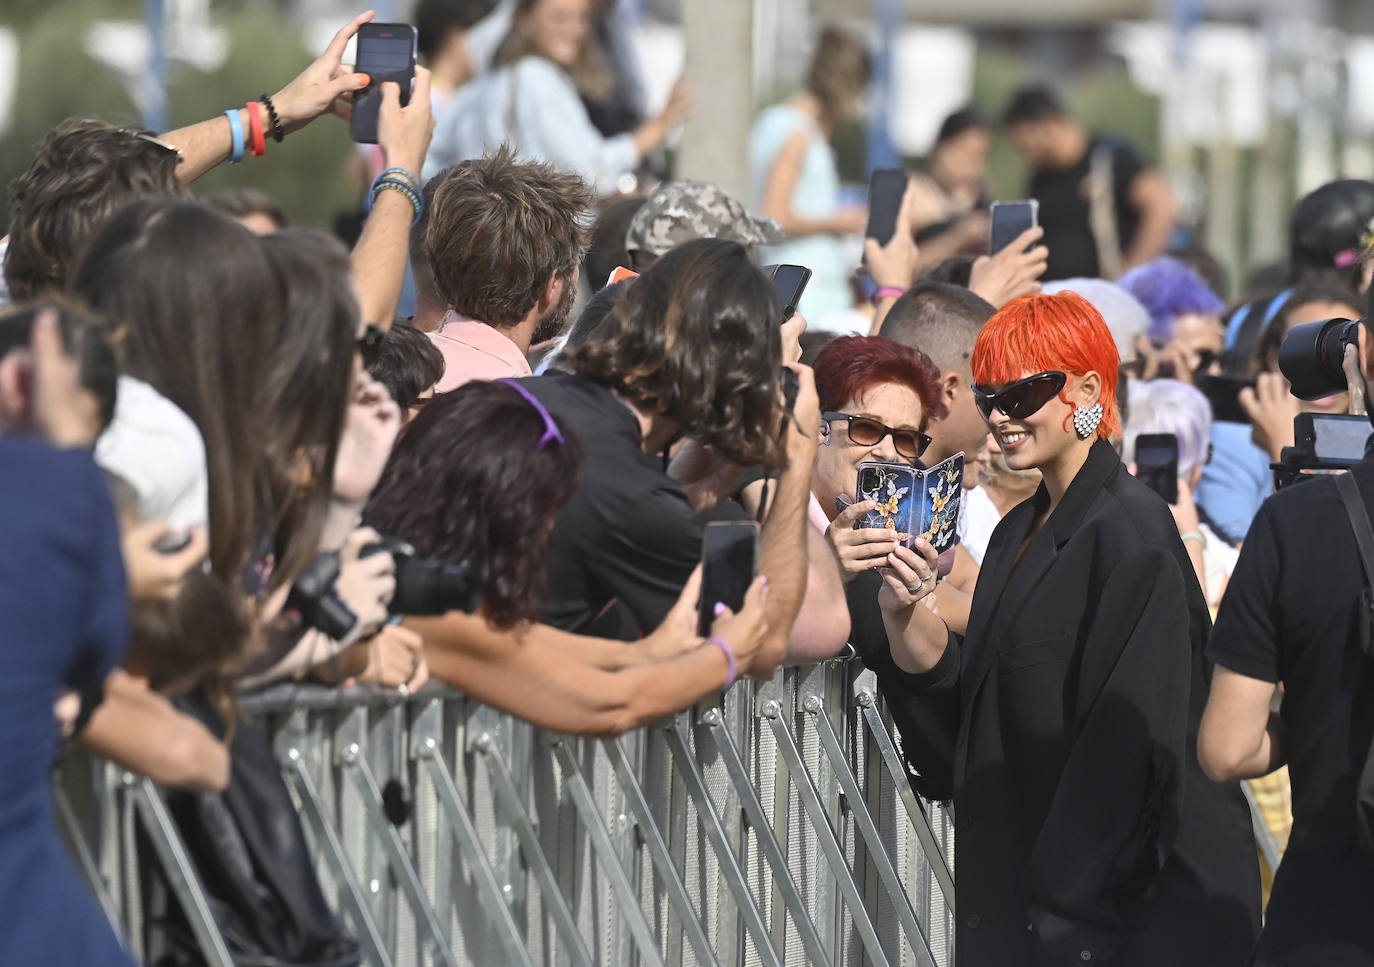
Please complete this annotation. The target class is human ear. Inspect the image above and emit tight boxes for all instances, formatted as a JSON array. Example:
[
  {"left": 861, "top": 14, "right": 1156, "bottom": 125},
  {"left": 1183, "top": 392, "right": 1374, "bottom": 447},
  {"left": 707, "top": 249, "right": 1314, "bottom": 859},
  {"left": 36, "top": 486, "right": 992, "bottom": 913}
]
[
  {"left": 1075, "top": 370, "right": 1103, "bottom": 407},
  {"left": 0, "top": 351, "right": 33, "bottom": 431},
  {"left": 538, "top": 272, "right": 563, "bottom": 315}
]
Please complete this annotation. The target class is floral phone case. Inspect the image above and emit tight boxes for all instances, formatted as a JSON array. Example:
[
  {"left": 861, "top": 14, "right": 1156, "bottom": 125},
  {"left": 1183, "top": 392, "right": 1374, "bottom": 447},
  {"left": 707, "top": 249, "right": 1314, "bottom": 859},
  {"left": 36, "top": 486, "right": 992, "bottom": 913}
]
[
  {"left": 854, "top": 454, "right": 965, "bottom": 552},
  {"left": 855, "top": 462, "right": 919, "bottom": 539}
]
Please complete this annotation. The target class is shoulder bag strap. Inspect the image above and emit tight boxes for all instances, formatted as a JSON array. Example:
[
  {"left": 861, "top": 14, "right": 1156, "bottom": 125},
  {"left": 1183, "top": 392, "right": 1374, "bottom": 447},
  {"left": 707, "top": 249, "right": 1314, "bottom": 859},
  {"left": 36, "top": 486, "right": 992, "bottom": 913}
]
[
  {"left": 1086, "top": 144, "right": 1124, "bottom": 280},
  {"left": 1336, "top": 471, "right": 1374, "bottom": 660}
]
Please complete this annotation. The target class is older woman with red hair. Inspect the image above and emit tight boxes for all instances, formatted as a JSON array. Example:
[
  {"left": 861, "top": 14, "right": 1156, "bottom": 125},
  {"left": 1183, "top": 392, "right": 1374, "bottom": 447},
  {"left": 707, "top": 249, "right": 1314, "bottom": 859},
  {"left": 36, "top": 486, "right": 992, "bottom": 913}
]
[{"left": 873, "top": 292, "right": 1260, "bottom": 966}]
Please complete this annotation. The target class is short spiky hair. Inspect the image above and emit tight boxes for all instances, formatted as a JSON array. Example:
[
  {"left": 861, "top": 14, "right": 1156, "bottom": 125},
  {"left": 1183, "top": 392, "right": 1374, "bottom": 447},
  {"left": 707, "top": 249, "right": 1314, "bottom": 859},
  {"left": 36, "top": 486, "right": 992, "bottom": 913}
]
[
  {"left": 813, "top": 335, "right": 947, "bottom": 424},
  {"left": 971, "top": 291, "right": 1121, "bottom": 440},
  {"left": 1116, "top": 257, "right": 1225, "bottom": 344},
  {"left": 425, "top": 145, "right": 591, "bottom": 327},
  {"left": 1001, "top": 85, "right": 1065, "bottom": 127}
]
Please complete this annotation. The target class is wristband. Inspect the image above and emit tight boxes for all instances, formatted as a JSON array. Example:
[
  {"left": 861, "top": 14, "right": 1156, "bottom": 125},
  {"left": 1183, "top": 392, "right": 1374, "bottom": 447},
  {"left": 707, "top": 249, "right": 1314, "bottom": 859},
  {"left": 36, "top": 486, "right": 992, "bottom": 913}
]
[
  {"left": 244, "top": 101, "right": 266, "bottom": 157},
  {"left": 223, "top": 109, "right": 245, "bottom": 164},
  {"left": 1180, "top": 531, "right": 1206, "bottom": 548},
  {"left": 371, "top": 179, "right": 423, "bottom": 225},
  {"left": 378, "top": 166, "right": 419, "bottom": 188},
  {"left": 704, "top": 636, "right": 738, "bottom": 689},
  {"left": 872, "top": 286, "right": 905, "bottom": 305},
  {"left": 258, "top": 93, "right": 285, "bottom": 143}
]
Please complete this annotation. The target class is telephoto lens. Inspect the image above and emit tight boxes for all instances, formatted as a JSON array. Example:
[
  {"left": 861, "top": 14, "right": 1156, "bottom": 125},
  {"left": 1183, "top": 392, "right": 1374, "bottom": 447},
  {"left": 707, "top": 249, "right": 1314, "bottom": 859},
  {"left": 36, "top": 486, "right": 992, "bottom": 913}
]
[{"left": 1278, "top": 317, "right": 1363, "bottom": 401}]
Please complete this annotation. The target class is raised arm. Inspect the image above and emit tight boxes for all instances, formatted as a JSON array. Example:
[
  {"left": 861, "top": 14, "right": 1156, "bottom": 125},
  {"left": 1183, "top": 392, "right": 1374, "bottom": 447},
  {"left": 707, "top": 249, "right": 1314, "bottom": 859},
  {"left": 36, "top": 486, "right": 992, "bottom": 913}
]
[{"left": 761, "top": 130, "right": 865, "bottom": 239}]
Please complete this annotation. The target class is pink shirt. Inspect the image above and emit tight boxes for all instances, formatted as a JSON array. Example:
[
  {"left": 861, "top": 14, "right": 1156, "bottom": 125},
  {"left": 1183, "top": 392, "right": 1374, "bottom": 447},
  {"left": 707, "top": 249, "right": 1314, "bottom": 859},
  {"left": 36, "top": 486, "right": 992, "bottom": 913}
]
[{"left": 427, "top": 311, "right": 532, "bottom": 392}]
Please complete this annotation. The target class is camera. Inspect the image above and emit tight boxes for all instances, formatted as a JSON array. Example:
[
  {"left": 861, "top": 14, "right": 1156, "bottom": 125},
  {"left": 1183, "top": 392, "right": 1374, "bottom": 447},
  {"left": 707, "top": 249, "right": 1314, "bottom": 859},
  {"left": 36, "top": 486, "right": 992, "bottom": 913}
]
[
  {"left": 1272, "top": 413, "right": 1373, "bottom": 490},
  {"left": 1278, "top": 316, "right": 1364, "bottom": 401},
  {"left": 286, "top": 538, "right": 480, "bottom": 640}
]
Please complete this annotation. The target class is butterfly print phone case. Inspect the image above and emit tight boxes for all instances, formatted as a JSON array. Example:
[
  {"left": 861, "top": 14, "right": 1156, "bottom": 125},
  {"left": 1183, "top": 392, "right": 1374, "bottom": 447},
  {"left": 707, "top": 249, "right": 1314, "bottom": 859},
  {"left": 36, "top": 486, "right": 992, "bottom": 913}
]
[
  {"left": 855, "top": 462, "right": 919, "bottom": 539},
  {"left": 854, "top": 454, "right": 965, "bottom": 553}
]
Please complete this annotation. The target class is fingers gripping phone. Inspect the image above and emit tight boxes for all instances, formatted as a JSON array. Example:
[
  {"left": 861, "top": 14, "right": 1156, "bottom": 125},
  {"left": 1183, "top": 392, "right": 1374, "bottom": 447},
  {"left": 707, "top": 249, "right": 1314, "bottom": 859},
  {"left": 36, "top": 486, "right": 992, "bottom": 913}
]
[
  {"left": 350, "top": 23, "right": 418, "bottom": 145},
  {"left": 698, "top": 522, "right": 760, "bottom": 637},
  {"left": 1134, "top": 433, "right": 1179, "bottom": 504},
  {"left": 988, "top": 199, "right": 1039, "bottom": 256},
  {"left": 865, "top": 169, "right": 909, "bottom": 246},
  {"left": 765, "top": 264, "right": 812, "bottom": 321}
]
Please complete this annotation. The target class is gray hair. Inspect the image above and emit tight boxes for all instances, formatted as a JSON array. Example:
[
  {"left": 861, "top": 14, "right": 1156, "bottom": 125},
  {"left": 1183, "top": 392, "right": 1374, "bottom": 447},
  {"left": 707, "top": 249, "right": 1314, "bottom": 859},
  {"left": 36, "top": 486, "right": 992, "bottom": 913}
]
[{"left": 1121, "top": 378, "right": 1213, "bottom": 478}]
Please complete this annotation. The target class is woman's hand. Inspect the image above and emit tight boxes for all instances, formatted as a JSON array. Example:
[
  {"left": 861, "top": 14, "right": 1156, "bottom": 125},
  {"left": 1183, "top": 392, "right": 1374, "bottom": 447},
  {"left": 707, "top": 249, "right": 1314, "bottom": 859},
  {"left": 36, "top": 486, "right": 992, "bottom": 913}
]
[
  {"left": 270, "top": 10, "right": 376, "bottom": 134},
  {"left": 377, "top": 66, "right": 435, "bottom": 174},
  {"left": 343, "top": 624, "right": 429, "bottom": 693},
  {"left": 825, "top": 499, "right": 908, "bottom": 582},
  {"left": 1240, "top": 372, "right": 1300, "bottom": 462},
  {"left": 122, "top": 521, "right": 209, "bottom": 601},
  {"left": 876, "top": 539, "right": 940, "bottom": 615},
  {"left": 707, "top": 575, "right": 770, "bottom": 677},
  {"left": 334, "top": 526, "right": 396, "bottom": 642}
]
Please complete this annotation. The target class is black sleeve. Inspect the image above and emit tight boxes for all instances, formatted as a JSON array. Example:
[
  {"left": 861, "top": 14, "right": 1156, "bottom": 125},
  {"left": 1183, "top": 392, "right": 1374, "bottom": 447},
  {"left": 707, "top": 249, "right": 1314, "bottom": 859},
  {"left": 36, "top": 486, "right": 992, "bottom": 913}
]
[
  {"left": 587, "top": 483, "right": 704, "bottom": 632},
  {"left": 1207, "top": 500, "right": 1282, "bottom": 684},
  {"left": 845, "top": 572, "right": 963, "bottom": 802}
]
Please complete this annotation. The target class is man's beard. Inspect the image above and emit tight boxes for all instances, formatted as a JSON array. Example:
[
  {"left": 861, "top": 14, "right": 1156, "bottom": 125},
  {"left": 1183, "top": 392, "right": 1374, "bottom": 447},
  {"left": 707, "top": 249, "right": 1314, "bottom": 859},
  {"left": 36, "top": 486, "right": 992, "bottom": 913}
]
[{"left": 532, "top": 275, "right": 578, "bottom": 345}]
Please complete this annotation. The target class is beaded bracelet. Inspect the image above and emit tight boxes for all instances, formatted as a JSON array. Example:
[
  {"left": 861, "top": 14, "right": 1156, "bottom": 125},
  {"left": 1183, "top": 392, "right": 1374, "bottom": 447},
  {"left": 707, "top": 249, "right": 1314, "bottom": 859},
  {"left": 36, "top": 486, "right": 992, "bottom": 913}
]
[
  {"left": 377, "top": 166, "right": 419, "bottom": 189},
  {"left": 703, "top": 636, "right": 737, "bottom": 689},
  {"left": 223, "top": 108, "right": 245, "bottom": 164},
  {"left": 258, "top": 93, "right": 285, "bottom": 143},
  {"left": 371, "top": 179, "right": 423, "bottom": 225}
]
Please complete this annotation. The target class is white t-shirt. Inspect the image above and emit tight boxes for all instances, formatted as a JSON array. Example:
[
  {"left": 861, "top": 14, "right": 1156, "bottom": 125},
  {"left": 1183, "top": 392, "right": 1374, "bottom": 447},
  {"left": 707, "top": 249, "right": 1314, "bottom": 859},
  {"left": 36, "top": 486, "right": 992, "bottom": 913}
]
[
  {"left": 95, "top": 375, "right": 209, "bottom": 531},
  {"left": 1200, "top": 521, "right": 1239, "bottom": 611},
  {"left": 957, "top": 485, "right": 1003, "bottom": 566}
]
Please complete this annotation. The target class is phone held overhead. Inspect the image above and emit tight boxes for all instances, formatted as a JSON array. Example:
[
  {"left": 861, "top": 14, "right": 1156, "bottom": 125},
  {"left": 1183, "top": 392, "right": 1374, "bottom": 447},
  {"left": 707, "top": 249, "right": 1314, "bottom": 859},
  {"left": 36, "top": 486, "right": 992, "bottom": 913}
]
[
  {"left": 350, "top": 23, "right": 418, "bottom": 144},
  {"left": 764, "top": 264, "right": 812, "bottom": 321},
  {"left": 864, "top": 169, "right": 909, "bottom": 246},
  {"left": 988, "top": 199, "right": 1039, "bottom": 256}
]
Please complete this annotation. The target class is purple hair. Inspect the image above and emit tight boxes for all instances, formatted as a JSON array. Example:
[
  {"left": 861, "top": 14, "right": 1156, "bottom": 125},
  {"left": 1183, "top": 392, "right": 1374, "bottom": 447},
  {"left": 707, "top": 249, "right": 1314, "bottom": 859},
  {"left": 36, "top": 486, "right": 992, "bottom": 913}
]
[{"left": 1117, "top": 257, "right": 1225, "bottom": 345}]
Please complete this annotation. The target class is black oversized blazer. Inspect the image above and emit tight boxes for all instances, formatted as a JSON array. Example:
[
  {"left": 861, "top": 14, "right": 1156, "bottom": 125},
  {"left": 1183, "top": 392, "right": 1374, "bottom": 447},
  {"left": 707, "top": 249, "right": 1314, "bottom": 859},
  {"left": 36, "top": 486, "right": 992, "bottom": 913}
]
[{"left": 890, "top": 441, "right": 1260, "bottom": 966}]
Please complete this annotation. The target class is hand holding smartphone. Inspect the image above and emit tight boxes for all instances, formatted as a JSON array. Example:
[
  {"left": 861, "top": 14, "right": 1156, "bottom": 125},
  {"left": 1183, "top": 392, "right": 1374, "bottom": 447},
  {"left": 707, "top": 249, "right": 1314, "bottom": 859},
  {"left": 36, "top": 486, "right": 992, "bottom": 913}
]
[
  {"left": 698, "top": 522, "right": 760, "bottom": 636},
  {"left": 865, "top": 169, "right": 909, "bottom": 246},
  {"left": 350, "top": 23, "right": 418, "bottom": 144},
  {"left": 988, "top": 200, "right": 1039, "bottom": 256},
  {"left": 764, "top": 264, "right": 812, "bottom": 321}
]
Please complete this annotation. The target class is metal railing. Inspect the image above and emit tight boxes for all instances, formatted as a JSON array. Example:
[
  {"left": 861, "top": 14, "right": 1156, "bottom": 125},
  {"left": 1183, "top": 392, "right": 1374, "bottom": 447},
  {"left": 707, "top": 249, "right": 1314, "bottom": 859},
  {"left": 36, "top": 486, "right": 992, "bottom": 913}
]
[{"left": 57, "top": 658, "right": 957, "bottom": 966}]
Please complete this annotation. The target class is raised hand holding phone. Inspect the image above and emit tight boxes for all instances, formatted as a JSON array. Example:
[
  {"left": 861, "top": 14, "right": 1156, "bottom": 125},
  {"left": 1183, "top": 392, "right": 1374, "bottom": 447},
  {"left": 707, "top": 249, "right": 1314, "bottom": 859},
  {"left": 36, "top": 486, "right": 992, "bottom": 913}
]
[{"left": 350, "top": 22, "right": 418, "bottom": 144}]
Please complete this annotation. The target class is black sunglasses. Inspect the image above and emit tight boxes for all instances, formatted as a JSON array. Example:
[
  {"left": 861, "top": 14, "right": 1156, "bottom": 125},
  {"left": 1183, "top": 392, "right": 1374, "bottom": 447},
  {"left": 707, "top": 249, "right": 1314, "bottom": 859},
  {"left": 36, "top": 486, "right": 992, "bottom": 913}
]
[
  {"left": 971, "top": 371, "right": 1068, "bottom": 421},
  {"left": 356, "top": 325, "right": 385, "bottom": 367},
  {"left": 822, "top": 411, "right": 932, "bottom": 460}
]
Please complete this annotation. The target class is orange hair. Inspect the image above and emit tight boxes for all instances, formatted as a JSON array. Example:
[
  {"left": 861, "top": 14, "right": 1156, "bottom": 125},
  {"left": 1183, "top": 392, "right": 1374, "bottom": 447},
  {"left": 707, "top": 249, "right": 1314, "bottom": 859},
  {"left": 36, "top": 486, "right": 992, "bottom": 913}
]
[{"left": 970, "top": 291, "right": 1121, "bottom": 439}]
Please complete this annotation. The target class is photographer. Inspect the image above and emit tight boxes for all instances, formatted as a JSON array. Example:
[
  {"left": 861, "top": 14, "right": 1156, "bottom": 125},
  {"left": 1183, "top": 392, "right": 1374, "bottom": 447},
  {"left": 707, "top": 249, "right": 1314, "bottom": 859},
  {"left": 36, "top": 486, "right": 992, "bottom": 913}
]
[{"left": 1199, "top": 306, "right": 1374, "bottom": 962}]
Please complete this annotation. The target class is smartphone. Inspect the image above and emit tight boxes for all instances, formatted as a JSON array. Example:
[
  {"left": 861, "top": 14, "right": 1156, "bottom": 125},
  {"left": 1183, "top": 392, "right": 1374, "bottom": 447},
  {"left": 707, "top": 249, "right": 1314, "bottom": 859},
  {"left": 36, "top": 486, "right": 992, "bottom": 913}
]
[
  {"left": 1134, "top": 433, "right": 1179, "bottom": 504},
  {"left": 697, "top": 521, "right": 760, "bottom": 636},
  {"left": 988, "top": 200, "right": 1039, "bottom": 256},
  {"left": 1194, "top": 373, "right": 1255, "bottom": 425},
  {"left": 1295, "top": 413, "right": 1373, "bottom": 463},
  {"left": 350, "top": 23, "right": 418, "bottom": 145},
  {"left": 864, "top": 169, "right": 909, "bottom": 246},
  {"left": 917, "top": 453, "right": 965, "bottom": 555},
  {"left": 855, "top": 462, "right": 920, "bottom": 541},
  {"left": 766, "top": 264, "right": 812, "bottom": 321}
]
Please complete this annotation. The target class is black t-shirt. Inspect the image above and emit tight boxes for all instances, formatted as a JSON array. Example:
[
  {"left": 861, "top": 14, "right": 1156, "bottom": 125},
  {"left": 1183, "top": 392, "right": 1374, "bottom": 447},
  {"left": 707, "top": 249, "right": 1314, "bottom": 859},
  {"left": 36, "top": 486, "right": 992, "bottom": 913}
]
[
  {"left": 1030, "top": 136, "right": 1145, "bottom": 280},
  {"left": 522, "top": 371, "right": 703, "bottom": 638},
  {"left": 1208, "top": 459, "right": 1374, "bottom": 961}
]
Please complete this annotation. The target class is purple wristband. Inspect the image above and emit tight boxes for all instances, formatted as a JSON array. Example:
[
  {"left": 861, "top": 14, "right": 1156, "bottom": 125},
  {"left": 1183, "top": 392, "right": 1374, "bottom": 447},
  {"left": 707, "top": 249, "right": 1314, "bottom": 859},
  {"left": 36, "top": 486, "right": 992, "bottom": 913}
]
[
  {"left": 704, "top": 636, "right": 737, "bottom": 689},
  {"left": 872, "top": 286, "right": 905, "bottom": 305}
]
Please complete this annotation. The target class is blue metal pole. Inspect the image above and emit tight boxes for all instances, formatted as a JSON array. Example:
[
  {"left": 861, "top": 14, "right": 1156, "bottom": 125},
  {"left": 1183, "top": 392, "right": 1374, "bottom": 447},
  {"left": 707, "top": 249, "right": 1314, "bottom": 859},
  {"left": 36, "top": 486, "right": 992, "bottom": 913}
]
[
  {"left": 142, "top": 0, "right": 168, "bottom": 132},
  {"left": 866, "top": 0, "right": 902, "bottom": 174}
]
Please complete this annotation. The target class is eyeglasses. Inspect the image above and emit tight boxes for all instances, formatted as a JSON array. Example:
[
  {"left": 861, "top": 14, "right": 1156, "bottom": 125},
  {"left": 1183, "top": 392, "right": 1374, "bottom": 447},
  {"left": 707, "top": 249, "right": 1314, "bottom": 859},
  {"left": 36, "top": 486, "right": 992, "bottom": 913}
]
[
  {"left": 356, "top": 325, "right": 385, "bottom": 367},
  {"left": 498, "top": 379, "right": 565, "bottom": 450},
  {"left": 971, "top": 371, "right": 1068, "bottom": 421},
  {"left": 822, "top": 412, "right": 932, "bottom": 460}
]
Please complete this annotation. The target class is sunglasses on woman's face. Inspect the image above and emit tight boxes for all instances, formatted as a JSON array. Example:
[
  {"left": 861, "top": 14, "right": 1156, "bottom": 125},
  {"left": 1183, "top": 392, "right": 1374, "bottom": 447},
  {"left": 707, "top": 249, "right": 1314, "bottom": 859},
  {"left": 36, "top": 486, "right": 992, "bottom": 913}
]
[
  {"left": 971, "top": 371, "right": 1068, "bottom": 421},
  {"left": 822, "top": 412, "right": 932, "bottom": 460}
]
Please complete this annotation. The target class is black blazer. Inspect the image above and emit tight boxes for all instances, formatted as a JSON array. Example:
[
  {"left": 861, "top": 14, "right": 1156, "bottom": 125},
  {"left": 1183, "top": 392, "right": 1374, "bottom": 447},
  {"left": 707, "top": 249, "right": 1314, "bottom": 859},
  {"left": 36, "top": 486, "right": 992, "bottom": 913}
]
[{"left": 891, "top": 441, "right": 1260, "bottom": 966}]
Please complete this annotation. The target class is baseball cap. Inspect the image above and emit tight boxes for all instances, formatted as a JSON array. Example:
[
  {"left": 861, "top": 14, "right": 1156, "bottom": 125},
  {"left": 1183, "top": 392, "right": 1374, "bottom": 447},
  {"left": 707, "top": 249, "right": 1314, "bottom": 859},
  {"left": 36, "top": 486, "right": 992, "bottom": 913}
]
[{"left": 624, "top": 180, "right": 785, "bottom": 259}]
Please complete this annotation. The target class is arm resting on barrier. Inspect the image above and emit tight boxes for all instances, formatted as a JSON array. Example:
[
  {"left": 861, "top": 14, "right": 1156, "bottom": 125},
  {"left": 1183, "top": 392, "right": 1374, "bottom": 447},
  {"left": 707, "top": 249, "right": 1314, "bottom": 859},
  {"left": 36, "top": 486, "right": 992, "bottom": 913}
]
[{"left": 77, "top": 669, "right": 230, "bottom": 792}]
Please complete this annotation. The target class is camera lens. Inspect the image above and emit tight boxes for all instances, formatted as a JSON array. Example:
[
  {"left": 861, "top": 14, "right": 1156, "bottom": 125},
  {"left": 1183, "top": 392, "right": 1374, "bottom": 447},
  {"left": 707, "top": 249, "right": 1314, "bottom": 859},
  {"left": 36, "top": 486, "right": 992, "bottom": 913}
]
[{"left": 1278, "top": 317, "right": 1362, "bottom": 401}]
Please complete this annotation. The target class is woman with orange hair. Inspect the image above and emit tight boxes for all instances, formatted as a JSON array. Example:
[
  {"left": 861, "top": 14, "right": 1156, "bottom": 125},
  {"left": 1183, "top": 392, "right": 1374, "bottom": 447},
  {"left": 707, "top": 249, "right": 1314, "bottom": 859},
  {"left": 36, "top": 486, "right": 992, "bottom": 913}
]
[{"left": 879, "top": 291, "right": 1260, "bottom": 965}]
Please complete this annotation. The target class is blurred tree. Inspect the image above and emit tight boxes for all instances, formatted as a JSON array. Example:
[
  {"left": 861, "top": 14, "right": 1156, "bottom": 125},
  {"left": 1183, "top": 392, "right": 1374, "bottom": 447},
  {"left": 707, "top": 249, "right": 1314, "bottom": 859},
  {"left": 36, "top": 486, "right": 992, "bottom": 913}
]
[{"left": 0, "top": 1, "right": 356, "bottom": 233}]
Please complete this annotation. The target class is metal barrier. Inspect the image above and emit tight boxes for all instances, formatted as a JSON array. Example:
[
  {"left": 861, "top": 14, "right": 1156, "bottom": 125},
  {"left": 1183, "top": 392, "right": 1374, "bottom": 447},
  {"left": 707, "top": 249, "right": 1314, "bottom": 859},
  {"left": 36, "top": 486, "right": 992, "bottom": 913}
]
[{"left": 57, "top": 658, "right": 956, "bottom": 966}]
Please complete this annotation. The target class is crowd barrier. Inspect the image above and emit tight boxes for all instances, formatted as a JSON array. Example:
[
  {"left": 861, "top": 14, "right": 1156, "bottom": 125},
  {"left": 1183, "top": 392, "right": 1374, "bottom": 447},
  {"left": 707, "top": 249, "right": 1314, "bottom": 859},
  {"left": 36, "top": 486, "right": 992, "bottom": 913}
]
[{"left": 55, "top": 657, "right": 958, "bottom": 967}]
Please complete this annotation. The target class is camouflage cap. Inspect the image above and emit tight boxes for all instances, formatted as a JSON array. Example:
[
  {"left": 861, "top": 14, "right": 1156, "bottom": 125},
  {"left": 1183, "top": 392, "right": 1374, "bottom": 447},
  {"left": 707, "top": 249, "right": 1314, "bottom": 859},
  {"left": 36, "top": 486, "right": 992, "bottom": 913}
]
[{"left": 624, "top": 180, "right": 785, "bottom": 258}]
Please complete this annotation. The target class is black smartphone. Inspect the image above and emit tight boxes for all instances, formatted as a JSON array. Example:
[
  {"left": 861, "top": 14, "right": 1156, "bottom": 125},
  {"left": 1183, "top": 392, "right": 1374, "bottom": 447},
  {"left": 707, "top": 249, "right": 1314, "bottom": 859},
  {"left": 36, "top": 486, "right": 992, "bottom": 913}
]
[
  {"left": 1295, "top": 413, "right": 1373, "bottom": 463},
  {"left": 864, "top": 168, "right": 909, "bottom": 245},
  {"left": 1134, "top": 432, "right": 1179, "bottom": 504},
  {"left": 988, "top": 199, "right": 1039, "bottom": 255},
  {"left": 1194, "top": 373, "right": 1255, "bottom": 425},
  {"left": 766, "top": 264, "right": 812, "bottom": 321},
  {"left": 697, "top": 521, "right": 759, "bottom": 637},
  {"left": 350, "top": 23, "right": 418, "bottom": 145}
]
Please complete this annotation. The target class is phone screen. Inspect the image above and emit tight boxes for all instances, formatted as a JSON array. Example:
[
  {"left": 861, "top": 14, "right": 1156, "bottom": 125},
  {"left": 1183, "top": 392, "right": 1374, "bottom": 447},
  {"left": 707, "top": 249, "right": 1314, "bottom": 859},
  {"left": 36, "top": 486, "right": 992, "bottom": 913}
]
[
  {"left": 767, "top": 264, "right": 812, "bottom": 321},
  {"left": 350, "top": 24, "right": 417, "bottom": 144},
  {"left": 1299, "top": 414, "right": 1373, "bottom": 462},
  {"left": 989, "top": 200, "right": 1039, "bottom": 256},
  {"left": 1134, "top": 433, "right": 1179, "bottom": 504},
  {"left": 865, "top": 169, "right": 909, "bottom": 245},
  {"left": 698, "top": 522, "right": 759, "bottom": 636}
]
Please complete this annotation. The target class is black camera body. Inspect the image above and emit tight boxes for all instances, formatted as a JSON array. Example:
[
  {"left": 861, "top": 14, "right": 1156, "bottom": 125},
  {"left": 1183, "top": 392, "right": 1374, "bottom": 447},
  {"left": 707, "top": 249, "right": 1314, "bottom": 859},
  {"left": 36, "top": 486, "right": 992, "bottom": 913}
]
[
  {"left": 286, "top": 538, "right": 480, "bottom": 641},
  {"left": 1278, "top": 316, "right": 1364, "bottom": 401},
  {"left": 1272, "top": 413, "right": 1374, "bottom": 490}
]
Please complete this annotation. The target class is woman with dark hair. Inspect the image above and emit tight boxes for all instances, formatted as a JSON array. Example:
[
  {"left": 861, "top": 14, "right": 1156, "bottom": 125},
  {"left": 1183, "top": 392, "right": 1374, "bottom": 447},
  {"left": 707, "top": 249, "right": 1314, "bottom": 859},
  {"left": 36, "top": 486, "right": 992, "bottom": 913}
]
[
  {"left": 365, "top": 380, "right": 585, "bottom": 628},
  {"left": 908, "top": 108, "right": 992, "bottom": 260},
  {"left": 873, "top": 292, "right": 1260, "bottom": 965},
  {"left": 750, "top": 24, "right": 872, "bottom": 323},
  {"left": 426, "top": 0, "right": 690, "bottom": 194}
]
